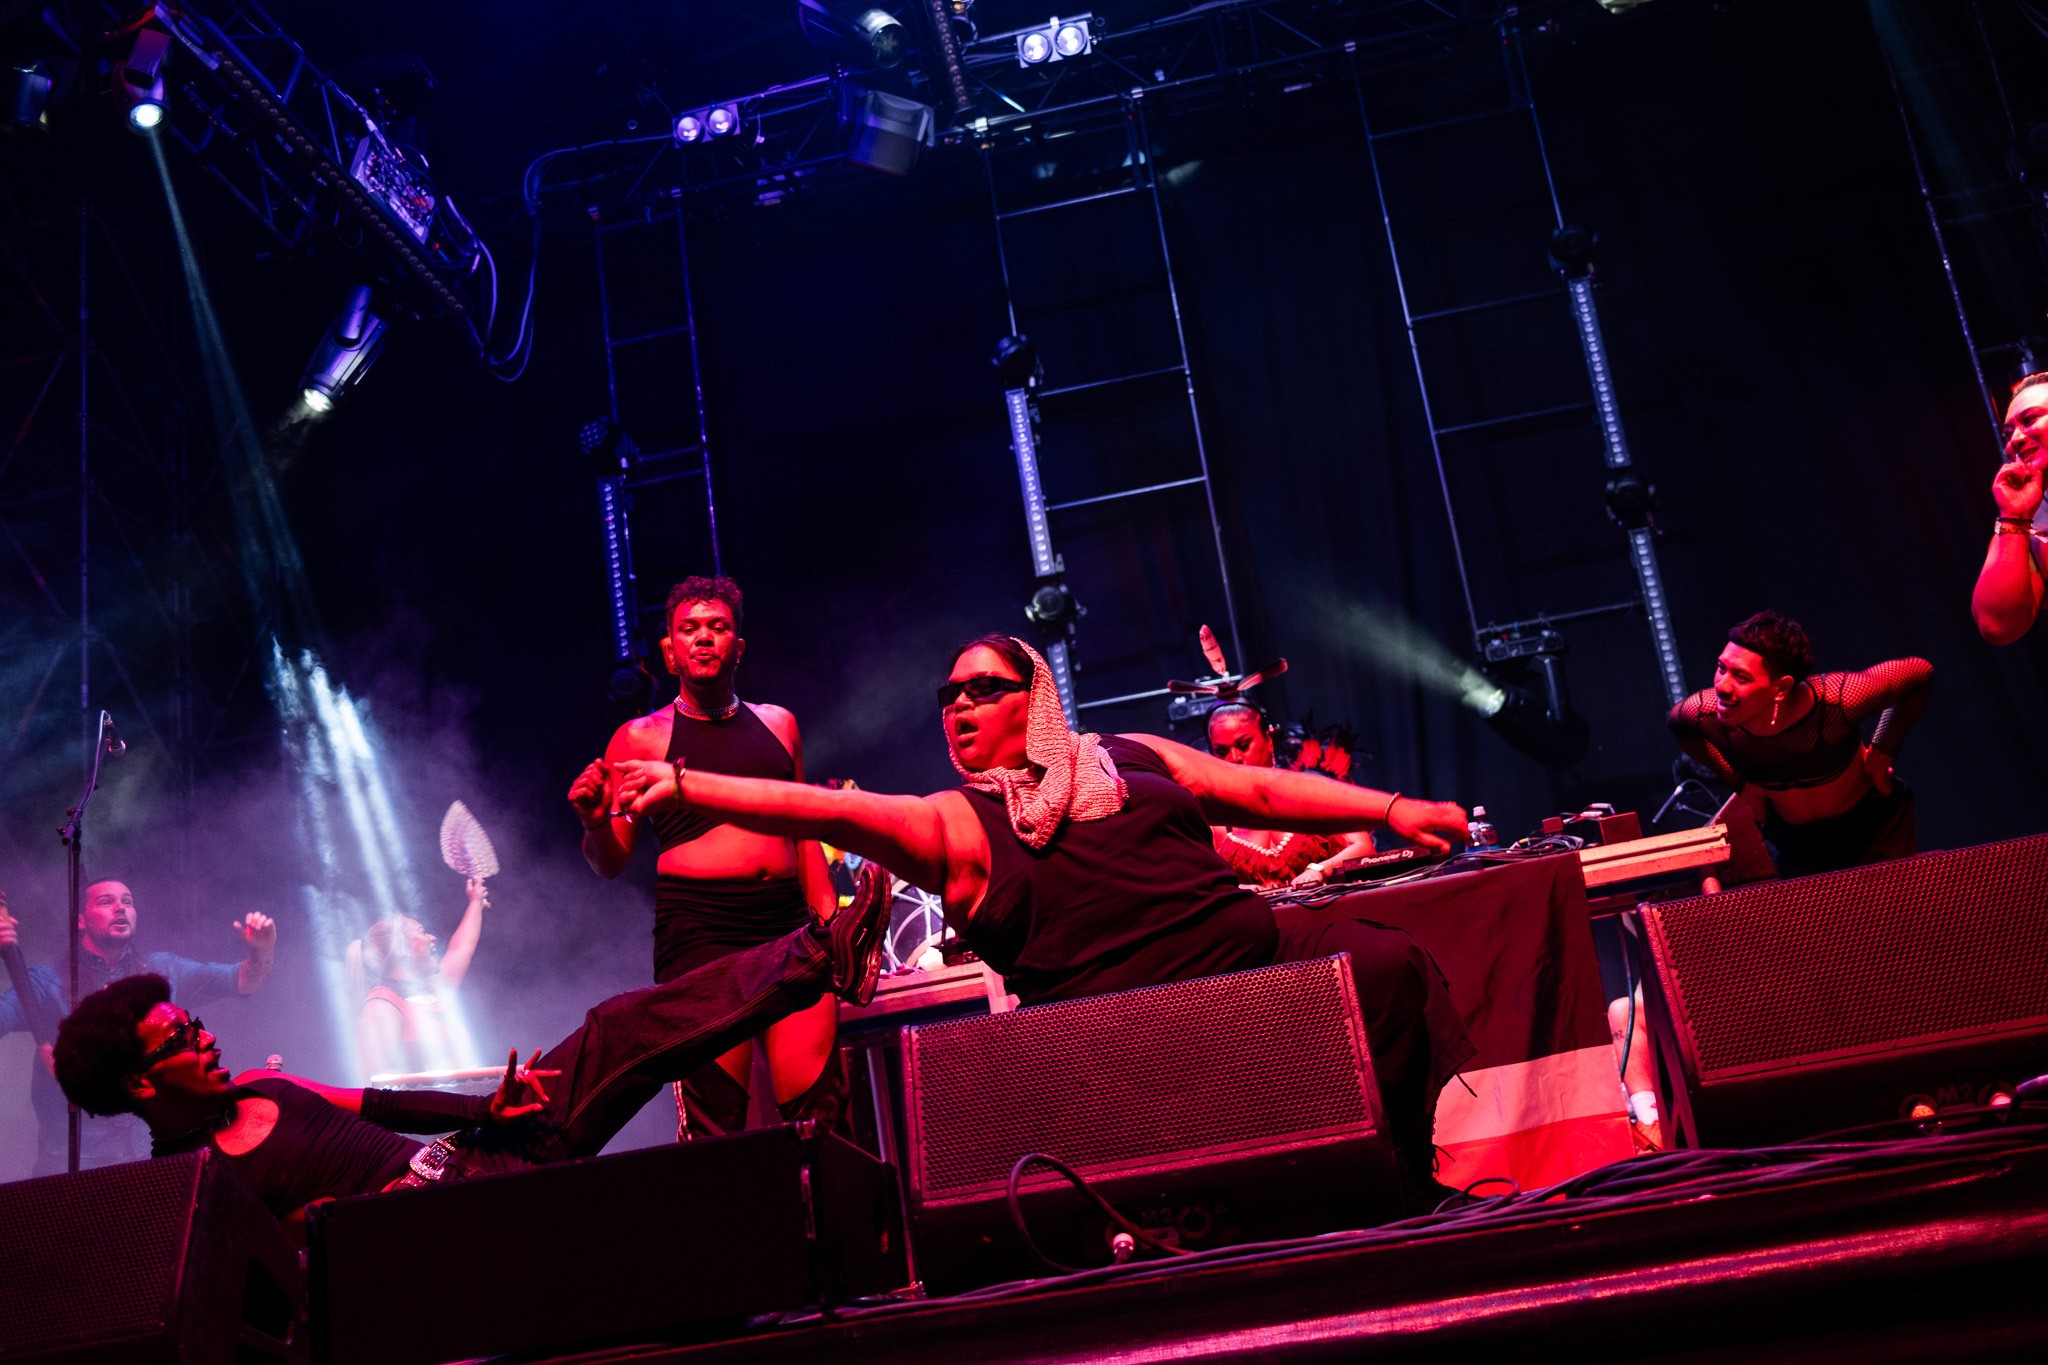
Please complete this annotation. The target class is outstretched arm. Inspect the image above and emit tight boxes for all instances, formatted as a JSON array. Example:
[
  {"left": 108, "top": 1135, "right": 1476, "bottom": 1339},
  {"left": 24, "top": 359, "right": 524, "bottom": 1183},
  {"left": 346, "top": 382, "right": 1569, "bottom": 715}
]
[
  {"left": 237, "top": 1052, "right": 553, "bottom": 1131},
  {"left": 437, "top": 878, "right": 487, "bottom": 992},
  {"left": 1122, "top": 733, "right": 1468, "bottom": 853},
  {"left": 617, "top": 761, "right": 952, "bottom": 891}
]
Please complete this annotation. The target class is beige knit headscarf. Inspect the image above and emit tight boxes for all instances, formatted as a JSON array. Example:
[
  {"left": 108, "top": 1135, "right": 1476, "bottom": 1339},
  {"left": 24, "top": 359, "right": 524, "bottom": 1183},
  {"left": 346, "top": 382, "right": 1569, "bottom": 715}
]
[{"left": 949, "top": 638, "right": 1127, "bottom": 850}]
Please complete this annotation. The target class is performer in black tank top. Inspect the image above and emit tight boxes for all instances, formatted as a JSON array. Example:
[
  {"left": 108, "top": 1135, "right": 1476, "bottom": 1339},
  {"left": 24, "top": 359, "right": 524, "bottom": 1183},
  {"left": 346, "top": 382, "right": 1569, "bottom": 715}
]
[
  {"left": 612, "top": 633, "right": 1478, "bottom": 1210},
  {"left": 566, "top": 576, "right": 844, "bottom": 1139}
]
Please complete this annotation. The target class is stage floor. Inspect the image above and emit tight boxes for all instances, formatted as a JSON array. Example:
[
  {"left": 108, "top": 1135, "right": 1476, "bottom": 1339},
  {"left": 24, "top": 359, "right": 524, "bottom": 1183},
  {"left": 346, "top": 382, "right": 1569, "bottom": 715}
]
[{"left": 533, "top": 1124, "right": 2048, "bottom": 1364}]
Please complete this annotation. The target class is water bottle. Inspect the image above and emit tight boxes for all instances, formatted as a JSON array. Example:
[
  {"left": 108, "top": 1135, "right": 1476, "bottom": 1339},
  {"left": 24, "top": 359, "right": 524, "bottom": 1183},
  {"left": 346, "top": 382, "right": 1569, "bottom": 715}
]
[{"left": 1466, "top": 805, "right": 1499, "bottom": 852}]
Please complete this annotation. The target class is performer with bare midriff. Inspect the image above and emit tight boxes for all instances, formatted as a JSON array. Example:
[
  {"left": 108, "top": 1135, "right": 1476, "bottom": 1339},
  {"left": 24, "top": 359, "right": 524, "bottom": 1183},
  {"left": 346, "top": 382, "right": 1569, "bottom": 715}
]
[
  {"left": 567, "top": 577, "right": 842, "bottom": 1136},
  {"left": 1668, "top": 610, "right": 1931, "bottom": 878}
]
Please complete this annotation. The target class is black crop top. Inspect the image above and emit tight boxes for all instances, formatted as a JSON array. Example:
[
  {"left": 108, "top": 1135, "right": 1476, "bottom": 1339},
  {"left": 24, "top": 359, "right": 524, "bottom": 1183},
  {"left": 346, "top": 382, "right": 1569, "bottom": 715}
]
[
  {"left": 1667, "top": 660, "right": 1932, "bottom": 790},
  {"left": 153, "top": 1076, "right": 420, "bottom": 1220},
  {"left": 647, "top": 702, "right": 796, "bottom": 850},
  {"left": 959, "top": 735, "right": 1278, "bottom": 1005}
]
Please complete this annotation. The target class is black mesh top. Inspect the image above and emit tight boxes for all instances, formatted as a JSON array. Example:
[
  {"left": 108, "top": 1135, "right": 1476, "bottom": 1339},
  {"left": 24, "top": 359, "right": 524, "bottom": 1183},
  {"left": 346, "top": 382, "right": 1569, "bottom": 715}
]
[
  {"left": 958, "top": 736, "right": 1278, "bottom": 1005},
  {"left": 1667, "top": 659, "right": 1933, "bottom": 790}
]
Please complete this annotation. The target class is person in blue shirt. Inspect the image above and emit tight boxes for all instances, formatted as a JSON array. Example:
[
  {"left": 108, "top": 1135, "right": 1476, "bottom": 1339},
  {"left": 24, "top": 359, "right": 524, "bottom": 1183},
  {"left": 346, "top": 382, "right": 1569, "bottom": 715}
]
[{"left": 1, "top": 879, "right": 277, "bottom": 1173}]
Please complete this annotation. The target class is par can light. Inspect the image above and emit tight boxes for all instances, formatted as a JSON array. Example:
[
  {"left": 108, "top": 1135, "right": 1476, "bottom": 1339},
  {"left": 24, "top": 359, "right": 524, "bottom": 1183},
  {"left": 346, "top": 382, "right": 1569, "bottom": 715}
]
[
  {"left": 706, "top": 104, "right": 739, "bottom": 138},
  {"left": 1018, "top": 15, "right": 1095, "bottom": 67},
  {"left": 673, "top": 112, "right": 703, "bottom": 144}
]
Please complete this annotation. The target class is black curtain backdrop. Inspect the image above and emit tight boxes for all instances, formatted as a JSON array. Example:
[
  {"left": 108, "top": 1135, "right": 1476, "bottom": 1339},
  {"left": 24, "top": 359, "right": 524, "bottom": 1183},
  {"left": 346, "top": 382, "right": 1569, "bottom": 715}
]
[{"left": 144, "top": 0, "right": 2048, "bottom": 877}]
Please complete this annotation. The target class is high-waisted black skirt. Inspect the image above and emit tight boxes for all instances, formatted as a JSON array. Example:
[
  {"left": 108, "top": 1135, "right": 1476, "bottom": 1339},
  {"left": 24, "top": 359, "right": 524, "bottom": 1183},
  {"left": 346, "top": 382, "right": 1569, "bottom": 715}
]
[{"left": 653, "top": 874, "right": 813, "bottom": 983}]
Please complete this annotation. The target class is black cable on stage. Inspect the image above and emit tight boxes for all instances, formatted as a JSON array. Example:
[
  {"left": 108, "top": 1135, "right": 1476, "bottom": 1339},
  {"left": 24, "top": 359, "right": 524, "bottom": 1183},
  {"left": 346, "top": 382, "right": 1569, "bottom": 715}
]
[
  {"left": 1004, "top": 1152, "right": 1189, "bottom": 1273},
  {"left": 774, "top": 1105, "right": 2048, "bottom": 1329}
]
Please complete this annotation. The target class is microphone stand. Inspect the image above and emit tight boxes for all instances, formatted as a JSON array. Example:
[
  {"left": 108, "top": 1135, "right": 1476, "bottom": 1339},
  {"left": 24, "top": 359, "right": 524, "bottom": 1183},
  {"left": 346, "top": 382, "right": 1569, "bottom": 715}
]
[{"left": 57, "top": 710, "right": 120, "bottom": 1174}]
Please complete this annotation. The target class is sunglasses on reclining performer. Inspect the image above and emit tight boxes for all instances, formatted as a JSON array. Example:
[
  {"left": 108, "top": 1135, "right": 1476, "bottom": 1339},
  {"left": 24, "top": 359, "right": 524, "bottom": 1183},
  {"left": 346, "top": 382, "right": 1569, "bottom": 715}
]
[
  {"left": 936, "top": 676, "right": 1030, "bottom": 708},
  {"left": 136, "top": 1017, "right": 205, "bottom": 1072}
]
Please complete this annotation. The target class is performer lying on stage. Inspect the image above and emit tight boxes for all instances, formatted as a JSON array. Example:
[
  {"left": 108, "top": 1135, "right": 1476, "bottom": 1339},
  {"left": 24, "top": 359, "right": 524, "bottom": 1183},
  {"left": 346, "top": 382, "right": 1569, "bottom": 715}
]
[
  {"left": 1972, "top": 371, "right": 2048, "bottom": 644},
  {"left": 1667, "top": 610, "right": 1931, "bottom": 878},
  {"left": 1205, "top": 702, "right": 1379, "bottom": 888},
  {"left": 569, "top": 576, "right": 843, "bottom": 1137},
  {"left": 612, "top": 635, "right": 1476, "bottom": 1205},
  {"left": 51, "top": 868, "right": 891, "bottom": 1236},
  {"left": 347, "top": 876, "right": 485, "bottom": 1079}
]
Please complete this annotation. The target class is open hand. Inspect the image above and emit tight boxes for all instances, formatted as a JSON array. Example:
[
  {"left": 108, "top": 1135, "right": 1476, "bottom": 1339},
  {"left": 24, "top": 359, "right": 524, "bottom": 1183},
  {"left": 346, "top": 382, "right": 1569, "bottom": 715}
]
[
  {"left": 1860, "top": 744, "right": 1896, "bottom": 797},
  {"left": 1387, "top": 796, "right": 1468, "bottom": 855},
  {"left": 489, "top": 1047, "right": 560, "bottom": 1123},
  {"left": 1993, "top": 454, "right": 2045, "bottom": 521},
  {"left": 234, "top": 912, "right": 277, "bottom": 957},
  {"left": 567, "top": 759, "right": 611, "bottom": 827}
]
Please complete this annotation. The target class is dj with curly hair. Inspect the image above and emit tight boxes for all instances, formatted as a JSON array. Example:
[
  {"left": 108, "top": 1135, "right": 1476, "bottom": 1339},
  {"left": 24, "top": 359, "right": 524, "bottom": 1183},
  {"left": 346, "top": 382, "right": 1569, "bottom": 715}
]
[{"left": 1667, "top": 610, "right": 1932, "bottom": 878}]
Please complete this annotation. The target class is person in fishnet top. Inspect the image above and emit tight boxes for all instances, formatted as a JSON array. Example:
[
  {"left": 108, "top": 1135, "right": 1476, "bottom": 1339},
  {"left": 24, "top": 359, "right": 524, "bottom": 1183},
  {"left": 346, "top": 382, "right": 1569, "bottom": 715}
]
[{"left": 1668, "top": 610, "right": 1931, "bottom": 878}]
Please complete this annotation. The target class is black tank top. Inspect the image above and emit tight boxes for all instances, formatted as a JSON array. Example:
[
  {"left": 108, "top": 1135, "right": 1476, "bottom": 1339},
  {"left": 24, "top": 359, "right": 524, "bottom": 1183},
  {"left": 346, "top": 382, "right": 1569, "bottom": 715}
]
[
  {"left": 153, "top": 1077, "right": 419, "bottom": 1220},
  {"left": 648, "top": 702, "right": 796, "bottom": 850},
  {"left": 959, "top": 735, "right": 1278, "bottom": 1005}
]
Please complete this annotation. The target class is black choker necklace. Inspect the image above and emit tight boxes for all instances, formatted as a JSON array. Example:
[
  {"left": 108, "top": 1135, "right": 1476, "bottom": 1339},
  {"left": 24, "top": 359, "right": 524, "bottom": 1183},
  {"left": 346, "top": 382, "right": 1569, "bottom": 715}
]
[{"left": 674, "top": 694, "right": 742, "bottom": 722}]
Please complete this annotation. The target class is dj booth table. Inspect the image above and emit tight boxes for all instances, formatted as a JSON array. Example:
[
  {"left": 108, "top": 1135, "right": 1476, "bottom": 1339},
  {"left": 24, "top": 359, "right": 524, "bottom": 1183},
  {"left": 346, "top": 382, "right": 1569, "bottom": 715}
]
[{"left": 842, "top": 850, "right": 1661, "bottom": 1206}]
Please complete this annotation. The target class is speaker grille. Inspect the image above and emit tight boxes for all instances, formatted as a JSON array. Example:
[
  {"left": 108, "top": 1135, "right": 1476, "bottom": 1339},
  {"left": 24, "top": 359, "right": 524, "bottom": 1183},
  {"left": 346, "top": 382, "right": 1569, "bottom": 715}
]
[
  {"left": 907, "top": 957, "right": 1376, "bottom": 1201},
  {"left": 1647, "top": 836, "right": 2048, "bottom": 1080},
  {"left": 0, "top": 1153, "right": 201, "bottom": 1352}
]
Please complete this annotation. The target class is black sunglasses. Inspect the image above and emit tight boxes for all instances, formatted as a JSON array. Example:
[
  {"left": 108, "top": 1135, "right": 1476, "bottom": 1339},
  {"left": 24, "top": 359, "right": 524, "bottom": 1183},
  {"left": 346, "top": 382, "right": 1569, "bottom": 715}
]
[
  {"left": 137, "top": 1017, "right": 205, "bottom": 1072},
  {"left": 937, "top": 676, "right": 1029, "bottom": 708}
]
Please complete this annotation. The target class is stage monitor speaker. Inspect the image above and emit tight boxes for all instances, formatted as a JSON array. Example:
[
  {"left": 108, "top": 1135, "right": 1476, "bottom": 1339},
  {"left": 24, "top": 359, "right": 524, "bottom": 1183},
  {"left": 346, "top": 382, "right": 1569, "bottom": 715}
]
[
  {"left": 1640, "top": 833, "right": 2048, "bottom": 1147},
  {"left": 0, "top": 1149, "right": 305, "bottom": 1363},
  {"left": 902, "top": 955, "right": 1395, "bottom": 1291},
  {"left": 309, "top": 1122, "right": 903, "bottom": 1365}
]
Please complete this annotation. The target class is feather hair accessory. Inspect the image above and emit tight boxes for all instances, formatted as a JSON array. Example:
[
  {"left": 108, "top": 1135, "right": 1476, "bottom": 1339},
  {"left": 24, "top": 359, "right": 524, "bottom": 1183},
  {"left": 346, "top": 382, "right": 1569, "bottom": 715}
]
[{"left": 439, "top": 800, "right": 501, "bottom": 880}]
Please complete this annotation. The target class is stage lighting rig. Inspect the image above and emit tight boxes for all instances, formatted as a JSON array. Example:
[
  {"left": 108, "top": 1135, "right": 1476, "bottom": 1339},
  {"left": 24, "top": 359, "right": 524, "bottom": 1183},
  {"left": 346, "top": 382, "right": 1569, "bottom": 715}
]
[
  {"left": 844, "top": 85, "right": 934, "bottom": 175},
  {"left": 298, "top": 286, "right": 386, "bottom": 417},
  {"left": 1025, "top": 578, "right": 1081, "bottom": 633},
  {"left": 673, "top": 102, "right": 742, "bottom": 146},
  {"left": 578, "top": 418, "right": 638, "bottom": 476},
  {"left": 992, "top": 334, "right": 1042, "bottom": 390},
  {"left": 129, "top": 3, "right": 499, "bottom": 346},
  {"left": 1016, "top": 15, "right": 1094, "bottom": 66},
  {"left": 798, "top": 2, "right": 908, "bottom": 69},
  {"left": 1472, "top": 623, "right": 1590, "bottom": 770},
  {"left": 112, "top": 25, "right": 168, "bottom": 130}
]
